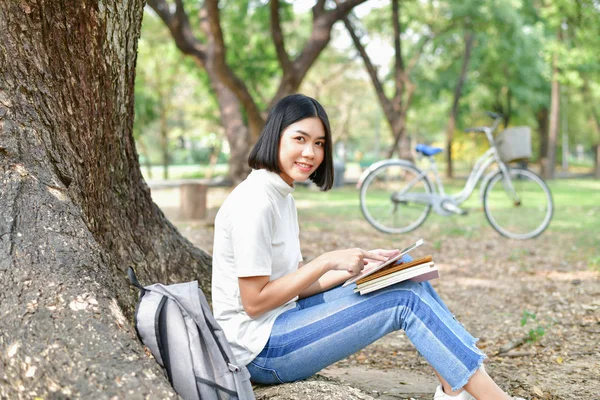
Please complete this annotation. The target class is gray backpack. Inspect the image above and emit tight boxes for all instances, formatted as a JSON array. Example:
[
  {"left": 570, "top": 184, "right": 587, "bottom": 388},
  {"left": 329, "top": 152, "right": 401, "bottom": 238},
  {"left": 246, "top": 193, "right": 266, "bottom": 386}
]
[{"left": 128, "top": 267, "right": 255, "bottom": 400}]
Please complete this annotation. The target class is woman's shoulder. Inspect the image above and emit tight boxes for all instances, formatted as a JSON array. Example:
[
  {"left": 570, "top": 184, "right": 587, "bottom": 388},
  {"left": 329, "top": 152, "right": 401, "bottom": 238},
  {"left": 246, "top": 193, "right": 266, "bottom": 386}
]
[
  {"left": 221, "top": 178, "right": 275, "bottom": 215},
  {"left": 231, "top": 175, "right": 272, "bottom": 202}
]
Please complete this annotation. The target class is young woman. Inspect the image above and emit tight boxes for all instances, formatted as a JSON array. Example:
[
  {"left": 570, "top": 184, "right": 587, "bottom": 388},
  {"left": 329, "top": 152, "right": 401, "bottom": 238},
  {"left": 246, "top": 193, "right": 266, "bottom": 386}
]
[{"left": 212, "top": 94, "right": 522, "bottom": 400}]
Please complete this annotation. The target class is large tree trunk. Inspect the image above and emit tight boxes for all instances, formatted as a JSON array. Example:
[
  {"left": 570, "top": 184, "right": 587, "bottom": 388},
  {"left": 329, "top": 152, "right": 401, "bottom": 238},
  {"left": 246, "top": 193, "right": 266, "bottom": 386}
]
[
  {"left": 587, "top": 98, "right": 600, "bottom": 179},
  {"left": 583, "top": 79, "right": 600, "bottom": 179},
  {"left": 544, "top": 72, "right": 559, "bottom": 179},
  {"left": 595, "top": 144, "right": 600, "bottom": 179},
  {"left": 208, "top": 75, "right": 252, "bottom": 185},
  {"left": 445, "top": 31, "right": 474, "bottom": 179},
  {"left": 159, "top": 101, "right": 170, "bottom": 179},
  {"left": 388, "top": 115, "right": 412, "bottom": 160},
  {"left": 0, "top": 2, "right": 211, "bottom": 397},
  {"left": 544, "top": 29, "right": 562, "bottom": 180},
  {"left": 536, "top": 107, "right": 549, "bottom": 164}
]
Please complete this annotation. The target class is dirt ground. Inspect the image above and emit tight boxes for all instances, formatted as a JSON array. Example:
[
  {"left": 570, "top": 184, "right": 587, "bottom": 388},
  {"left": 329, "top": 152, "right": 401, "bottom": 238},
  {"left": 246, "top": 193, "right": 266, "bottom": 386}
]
[{"left": 154, "top": 188, "right": 599, "bottom": 400}]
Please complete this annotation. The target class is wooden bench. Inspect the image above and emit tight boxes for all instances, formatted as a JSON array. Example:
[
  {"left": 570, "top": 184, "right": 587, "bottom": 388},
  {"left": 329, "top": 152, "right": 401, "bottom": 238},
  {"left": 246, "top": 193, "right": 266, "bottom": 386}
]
[{"left": 146, "top": 178, "right": 231, "bottom": 220}]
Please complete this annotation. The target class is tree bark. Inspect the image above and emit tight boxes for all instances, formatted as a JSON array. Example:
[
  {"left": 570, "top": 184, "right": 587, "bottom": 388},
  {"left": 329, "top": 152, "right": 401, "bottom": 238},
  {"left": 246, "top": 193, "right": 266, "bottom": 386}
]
[
  {"left": 209, "top": 77, "right": 252, "bottom": 185},
  {"left": 595, "top": 144, "right": 600, "bottom": 179},
  {"left": 536, "top": 107, "right": 550, "bottom": 165},
  {"left": 583, "top": 80, "right": 600, "bottom": 179},
  {"left": 0, "top": 1, "right": 211, "bottom": 397},
  {"left": 445, "top": 31, "right": 474, "bottom": 179},
  {"left": 159, "top": 99, "right": 170, "bottom": 179},
  {"left": 544, "top": 28, "right": 562, "bottom": 180},
  {"left": 590, "top": 112, "right": 600, "bottom": 179}
]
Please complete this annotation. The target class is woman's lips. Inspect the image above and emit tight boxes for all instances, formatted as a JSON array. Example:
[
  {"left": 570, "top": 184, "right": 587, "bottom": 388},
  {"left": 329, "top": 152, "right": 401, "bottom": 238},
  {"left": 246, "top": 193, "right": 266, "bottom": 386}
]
[{"left": 295, "top": 162, "right": 312, "bottom": 172}]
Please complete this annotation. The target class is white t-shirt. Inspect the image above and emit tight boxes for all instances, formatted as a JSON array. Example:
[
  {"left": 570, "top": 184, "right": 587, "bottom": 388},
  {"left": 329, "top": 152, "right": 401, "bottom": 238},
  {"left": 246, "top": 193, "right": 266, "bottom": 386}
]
[{"left": 211, "top": 169, "right": 302, "bottom": 366}]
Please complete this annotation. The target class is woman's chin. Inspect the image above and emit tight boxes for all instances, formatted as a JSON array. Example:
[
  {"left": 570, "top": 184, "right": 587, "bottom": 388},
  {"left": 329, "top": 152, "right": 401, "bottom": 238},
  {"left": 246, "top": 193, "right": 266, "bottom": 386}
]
[{"left": 294, "top": 173, "right": 313, "bottom": 183}]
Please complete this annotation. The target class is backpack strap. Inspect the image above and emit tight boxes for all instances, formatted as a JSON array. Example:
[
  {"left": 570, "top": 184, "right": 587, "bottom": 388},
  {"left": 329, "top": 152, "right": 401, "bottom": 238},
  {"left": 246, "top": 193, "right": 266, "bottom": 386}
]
[
  {"left": 127, "top": 266, "right": 144, "bottom": 291},
  {"left": 127, "top": 267, "right": 148, "bottom": 345},
  {"left": 134, "top": 290, "right": 168, "bottom": 367},
  {"left": 154, "top": 296, "right": 172, "bottom": 383}
]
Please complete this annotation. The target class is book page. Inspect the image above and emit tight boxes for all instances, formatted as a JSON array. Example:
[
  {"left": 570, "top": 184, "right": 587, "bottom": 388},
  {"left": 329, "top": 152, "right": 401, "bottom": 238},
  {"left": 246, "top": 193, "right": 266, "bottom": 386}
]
[
  {"left": 356, "top": 264, "right": 438, "bottom": 294},
  {"left": 342, "top": 239, "right": 424, "bottom": 287}
]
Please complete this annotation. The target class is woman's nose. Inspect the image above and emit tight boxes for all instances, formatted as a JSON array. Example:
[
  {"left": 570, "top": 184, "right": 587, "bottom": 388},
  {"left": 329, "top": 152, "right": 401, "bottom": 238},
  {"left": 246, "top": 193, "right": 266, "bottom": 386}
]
[{"left": 302, "top": 145, "right": 314, "bottom": 158}]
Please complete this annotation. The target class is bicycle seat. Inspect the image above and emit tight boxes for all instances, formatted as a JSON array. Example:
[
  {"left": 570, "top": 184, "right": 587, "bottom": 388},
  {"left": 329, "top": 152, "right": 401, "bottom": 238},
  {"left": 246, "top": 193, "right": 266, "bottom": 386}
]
[{"left": 415, "top": 144, "right": 443, "bottom": 156}]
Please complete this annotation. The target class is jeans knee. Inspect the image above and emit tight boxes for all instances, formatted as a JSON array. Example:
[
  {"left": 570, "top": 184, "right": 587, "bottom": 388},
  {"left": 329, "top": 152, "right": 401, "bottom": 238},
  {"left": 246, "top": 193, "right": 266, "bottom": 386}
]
[
  {"left": 392, "top": 281, "right": 426, "bottom": 301},
  {"left": 403, "top": 280, "right": 425, "bottom": 293},
  {"left": 372, "top": 282, "right": 425, "bottom": 330}
]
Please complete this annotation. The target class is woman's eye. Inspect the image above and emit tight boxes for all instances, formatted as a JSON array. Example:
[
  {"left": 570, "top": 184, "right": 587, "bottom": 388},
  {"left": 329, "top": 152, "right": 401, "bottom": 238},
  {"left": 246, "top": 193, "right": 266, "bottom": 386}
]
[
  {"left": 316, "top": 141, "right": 324, "bottom": 147},
  {"left": 295, "top": 137, "right": 305, "bottom": 142}
]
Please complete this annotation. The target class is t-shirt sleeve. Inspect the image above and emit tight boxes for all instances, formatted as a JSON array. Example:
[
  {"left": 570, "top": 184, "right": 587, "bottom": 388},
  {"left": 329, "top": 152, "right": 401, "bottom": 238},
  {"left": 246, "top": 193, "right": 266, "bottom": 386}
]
[{"left": 230, "top": 199, "right": 275, "bottom": 277}]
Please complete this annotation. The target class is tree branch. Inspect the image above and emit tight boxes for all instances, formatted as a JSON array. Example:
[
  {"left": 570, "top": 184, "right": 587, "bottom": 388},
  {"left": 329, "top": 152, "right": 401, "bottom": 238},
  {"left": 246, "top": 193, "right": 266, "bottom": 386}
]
[
  {"left": 313, "top": 0, "right": 327, "bottom": 19},
  {"left": 146, "top": 0, "right": 207, "bottom": 64},
  {"left": 202, "top": 0, "right": 264, "bottom": 139},
  {"left": 270, "top": 0, "right": 294, "bottom": 76},
  {"left": 392, "top": 0, "right": 405, "bottom": 99},
  {"left": 342, "top": 15, "right": 394, "bottom": 122},
  {"left": 269, "top": 0, "right": 368, "bottom": 109}
]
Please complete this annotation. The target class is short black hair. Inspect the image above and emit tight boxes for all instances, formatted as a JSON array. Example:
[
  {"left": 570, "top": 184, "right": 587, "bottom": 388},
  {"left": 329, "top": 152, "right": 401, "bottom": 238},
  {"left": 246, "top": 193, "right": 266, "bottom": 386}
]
[{"left": 248, "top": 94, "right": 334, "bottom": 191}]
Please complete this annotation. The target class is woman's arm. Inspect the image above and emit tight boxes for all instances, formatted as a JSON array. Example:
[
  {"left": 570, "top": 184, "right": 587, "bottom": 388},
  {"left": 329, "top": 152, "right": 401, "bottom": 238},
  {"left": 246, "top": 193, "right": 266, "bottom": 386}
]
[
  {"left": 298, "top": 269, "right": 353, "bottom": 298},
  {"left": 238, "top": 248, "right": 387, "bottom": 318},
  {"left": 298, "top": 248, "right": 401, "bottom": 298}
]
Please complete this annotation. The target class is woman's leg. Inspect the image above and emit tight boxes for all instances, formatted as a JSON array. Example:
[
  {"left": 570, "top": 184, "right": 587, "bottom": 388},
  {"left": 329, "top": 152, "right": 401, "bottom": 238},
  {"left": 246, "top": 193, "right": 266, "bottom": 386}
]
[{"left": 247, "top": 280, "right": 486, "bottom": 392}]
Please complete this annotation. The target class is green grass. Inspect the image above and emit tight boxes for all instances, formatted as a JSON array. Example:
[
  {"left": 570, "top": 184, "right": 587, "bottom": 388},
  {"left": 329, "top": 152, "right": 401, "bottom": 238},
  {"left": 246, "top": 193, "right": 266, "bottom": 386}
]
[
  {"left": 294, "top": 178, "right": 600, "bottom": 230},
  {"left": 141, "top": 164, "right": 229, "bottom": 180},
  {"left": 292, "top": 178, "right": 600, "bottom": 268}
]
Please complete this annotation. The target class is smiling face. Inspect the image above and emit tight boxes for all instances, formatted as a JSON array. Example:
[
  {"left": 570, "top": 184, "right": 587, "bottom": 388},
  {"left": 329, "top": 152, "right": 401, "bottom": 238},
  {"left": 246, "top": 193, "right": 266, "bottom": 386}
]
[{"left": 277, "top": 117, "right": 326, "bottom": 186}]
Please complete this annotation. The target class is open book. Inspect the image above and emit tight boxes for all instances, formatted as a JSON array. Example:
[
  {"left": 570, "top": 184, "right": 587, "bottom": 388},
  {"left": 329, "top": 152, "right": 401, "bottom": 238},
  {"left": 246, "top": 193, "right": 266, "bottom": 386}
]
[
  {"left": 342, "top": 239, "right": 424, "bottom": 287},
  {"left": 353, "top": 255, "right": 438, "bottom": 295}
]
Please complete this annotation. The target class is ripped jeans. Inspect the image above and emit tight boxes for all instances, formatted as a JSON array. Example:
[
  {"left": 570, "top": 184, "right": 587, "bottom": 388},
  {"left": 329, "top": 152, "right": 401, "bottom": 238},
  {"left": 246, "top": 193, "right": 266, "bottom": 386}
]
[{"left": 247, "top": 279, "right": 486, "bottom": 392}]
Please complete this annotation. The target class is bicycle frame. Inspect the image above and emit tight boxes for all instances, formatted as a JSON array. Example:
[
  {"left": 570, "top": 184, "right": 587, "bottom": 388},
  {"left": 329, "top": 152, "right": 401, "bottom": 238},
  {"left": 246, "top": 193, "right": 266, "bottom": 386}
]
[
  {"left": 416, "top": 118, "right": 519, "bottom": 206},
  {"left": 422, "top": 147, "right": 494, "bottom": 204}
]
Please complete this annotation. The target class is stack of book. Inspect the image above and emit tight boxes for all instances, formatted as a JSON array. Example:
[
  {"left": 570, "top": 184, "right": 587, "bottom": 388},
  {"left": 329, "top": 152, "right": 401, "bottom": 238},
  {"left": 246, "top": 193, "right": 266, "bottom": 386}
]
[
  {"left": 343, "top": 239, "right": 425, "bottom": 288},
  {"left": 353, "top": 255, "right": 438, "bottom": 295}
]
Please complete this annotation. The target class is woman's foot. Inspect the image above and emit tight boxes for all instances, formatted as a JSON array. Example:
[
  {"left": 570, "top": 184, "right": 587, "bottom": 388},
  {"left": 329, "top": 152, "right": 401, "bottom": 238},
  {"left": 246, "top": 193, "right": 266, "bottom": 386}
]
[
  {"left": 434, "top": 385, "right": 526, "bottom": 400},
  {"left": 433, "top": 385, "right": 475, "bottom": 400}
]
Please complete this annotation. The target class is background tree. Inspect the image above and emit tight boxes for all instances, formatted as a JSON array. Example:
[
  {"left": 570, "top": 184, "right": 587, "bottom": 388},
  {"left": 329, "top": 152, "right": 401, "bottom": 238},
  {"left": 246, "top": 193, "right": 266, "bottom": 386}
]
[
  {"left": 537, "top": 0, "right": 600, "bottom": 178},
  {"left": 147, "top": 0, "right": 368, "bottom": 183},
  {"left": 135, "top": 12, "right": 224, "bottom": 180},
  {"left": 301, "top": 45, "right": 384, "bottom": 163},
  {"left": 341, "top": 0, "right": 433, "bottom": 159}
]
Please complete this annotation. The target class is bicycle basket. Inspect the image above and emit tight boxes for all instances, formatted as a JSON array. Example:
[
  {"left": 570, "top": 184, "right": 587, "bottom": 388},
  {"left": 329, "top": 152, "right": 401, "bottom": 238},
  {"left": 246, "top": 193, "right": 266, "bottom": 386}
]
[{"left": 495, "top": 126, "right": 532, "bottom": 163}]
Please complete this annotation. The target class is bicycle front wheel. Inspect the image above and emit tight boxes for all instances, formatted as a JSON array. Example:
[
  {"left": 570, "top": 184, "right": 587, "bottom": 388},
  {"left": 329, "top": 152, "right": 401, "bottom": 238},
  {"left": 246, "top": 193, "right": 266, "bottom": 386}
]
[
  {"left": 360, "top": 161, "right": 433, "bottom": 234},
  {"left": 483, "top": 168, "right": 553, "bottom": 239}
]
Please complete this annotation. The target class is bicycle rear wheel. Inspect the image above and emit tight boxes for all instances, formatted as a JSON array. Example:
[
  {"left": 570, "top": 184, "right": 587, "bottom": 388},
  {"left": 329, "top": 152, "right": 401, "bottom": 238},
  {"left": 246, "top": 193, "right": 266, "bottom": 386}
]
[
  {"left": 359, "top": 161, "right": 433, "bottom": 234},
  {"left": 483, "top": 168, "right": 553, "bottom": 239}
]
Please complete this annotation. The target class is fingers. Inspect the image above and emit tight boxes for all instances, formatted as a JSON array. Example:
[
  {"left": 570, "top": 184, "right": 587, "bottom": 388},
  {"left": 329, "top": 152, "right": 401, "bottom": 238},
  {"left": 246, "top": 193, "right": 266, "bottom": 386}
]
[
  {"left": 368, "top": 248, "right": 401, "bottom": 258},
  {"left": 347, "top": 265, "right": 363, "bottom": 275},
  {"left": 361, "top": 249, "right": 388, "bottom": 262},
  {"left": 380, "top": 249, "right": 400, "bottom": 258}
]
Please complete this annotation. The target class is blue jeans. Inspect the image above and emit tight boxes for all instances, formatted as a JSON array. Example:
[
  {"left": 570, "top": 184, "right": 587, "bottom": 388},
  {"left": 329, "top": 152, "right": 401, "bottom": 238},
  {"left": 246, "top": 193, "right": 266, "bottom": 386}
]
[{"left": 247, "top": 280, "right": 485, "bottom": 392}]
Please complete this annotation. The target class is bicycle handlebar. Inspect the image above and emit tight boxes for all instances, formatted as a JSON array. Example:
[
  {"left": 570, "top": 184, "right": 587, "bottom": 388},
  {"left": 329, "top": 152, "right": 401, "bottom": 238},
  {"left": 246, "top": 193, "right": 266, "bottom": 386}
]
[
  {"left": 464, "top": 111, "right": 504, "bottom": 133},
  {"left": 486, "top": 111, "right": 503, "bottom": 120},
  {"left": 464, "top": 127, "right": 486, "bottom": 133}
]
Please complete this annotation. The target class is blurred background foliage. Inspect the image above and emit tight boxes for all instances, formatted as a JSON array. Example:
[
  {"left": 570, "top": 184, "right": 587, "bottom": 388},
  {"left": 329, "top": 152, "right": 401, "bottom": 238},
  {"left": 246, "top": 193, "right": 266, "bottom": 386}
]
[{"left": 133, "top": 0, "right": 600, "bottom": 181}]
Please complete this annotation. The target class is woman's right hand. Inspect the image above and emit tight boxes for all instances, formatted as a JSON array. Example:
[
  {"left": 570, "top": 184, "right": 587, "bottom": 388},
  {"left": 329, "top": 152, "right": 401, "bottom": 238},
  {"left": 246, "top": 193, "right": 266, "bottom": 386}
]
[{"left": 317, "top": 248, "right": 388, "bottom": 276}]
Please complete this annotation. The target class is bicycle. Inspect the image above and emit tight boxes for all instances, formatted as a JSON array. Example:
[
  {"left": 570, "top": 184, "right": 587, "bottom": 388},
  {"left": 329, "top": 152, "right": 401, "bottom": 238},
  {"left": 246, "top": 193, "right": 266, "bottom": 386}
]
[{"left": 357, "top": 112, "right": 554, "bottom": 239}]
